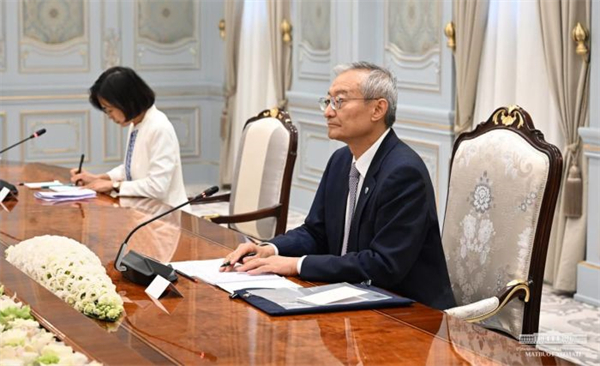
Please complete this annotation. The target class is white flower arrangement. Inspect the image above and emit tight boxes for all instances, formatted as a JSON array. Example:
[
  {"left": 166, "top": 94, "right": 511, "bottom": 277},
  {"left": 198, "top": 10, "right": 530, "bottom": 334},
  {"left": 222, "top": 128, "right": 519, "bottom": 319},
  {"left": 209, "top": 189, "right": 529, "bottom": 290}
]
[
  {"left": 5, "top": 235, "right": 124, "bottom": 322},
  {"left": 0, "top": 284, "right": 102, "bottom": 366}
]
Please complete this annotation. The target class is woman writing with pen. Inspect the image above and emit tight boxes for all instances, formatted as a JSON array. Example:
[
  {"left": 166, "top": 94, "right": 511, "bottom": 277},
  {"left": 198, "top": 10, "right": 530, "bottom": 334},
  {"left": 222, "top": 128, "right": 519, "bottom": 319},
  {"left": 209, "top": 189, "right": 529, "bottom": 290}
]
[{"left": 70, "top": 66, "right": 188, "bottom": 212}]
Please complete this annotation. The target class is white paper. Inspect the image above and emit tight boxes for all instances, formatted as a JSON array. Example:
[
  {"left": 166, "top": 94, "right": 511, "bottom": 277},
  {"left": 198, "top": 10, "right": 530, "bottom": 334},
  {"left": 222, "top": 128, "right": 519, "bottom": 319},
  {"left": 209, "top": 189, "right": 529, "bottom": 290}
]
[
  {"left": 0, "top": 187, "right": 10, "bottom": 202},
  {"left": 34, "top": 188, "right": 96, "bottom": 202},
  {"left": 170, "top": 258, "right": 301, "bottom": 294},
  {"left": 297, "top": 286, "right": 368, "bottom": 306},
  {"left": 49, "top": 185, "right": 78, "bottom": 192},
  {"left": 145, "top": 275, "right": 171, "bottom": 299},
  {"left": 23, "top": 180, "right": 60, "bottom": 189}
]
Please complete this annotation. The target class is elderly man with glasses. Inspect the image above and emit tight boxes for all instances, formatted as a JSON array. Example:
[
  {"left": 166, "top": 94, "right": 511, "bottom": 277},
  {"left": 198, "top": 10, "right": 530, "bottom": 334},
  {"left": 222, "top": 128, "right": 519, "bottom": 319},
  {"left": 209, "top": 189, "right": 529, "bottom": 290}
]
[{"left": 222, "top": 62, "right": 455, "bottom": 310}]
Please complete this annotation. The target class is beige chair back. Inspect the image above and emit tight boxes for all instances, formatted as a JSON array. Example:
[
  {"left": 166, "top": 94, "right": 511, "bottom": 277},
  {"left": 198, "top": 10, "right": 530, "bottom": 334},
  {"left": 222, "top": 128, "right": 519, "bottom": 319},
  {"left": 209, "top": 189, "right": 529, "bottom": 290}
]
[{"left": 442, "top": 106, "right": 562, "bottom": 338}]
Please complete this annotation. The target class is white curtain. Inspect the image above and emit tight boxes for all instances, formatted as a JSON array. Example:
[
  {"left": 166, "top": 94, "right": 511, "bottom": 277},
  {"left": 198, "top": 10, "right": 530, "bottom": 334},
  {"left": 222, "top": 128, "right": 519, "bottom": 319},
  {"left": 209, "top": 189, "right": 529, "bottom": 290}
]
[
  {"left": 228, "top": 0, "right": 278, "bottom": 176},
  {"left": 473, "top": 0, "right": 564, "bottom": 149}
]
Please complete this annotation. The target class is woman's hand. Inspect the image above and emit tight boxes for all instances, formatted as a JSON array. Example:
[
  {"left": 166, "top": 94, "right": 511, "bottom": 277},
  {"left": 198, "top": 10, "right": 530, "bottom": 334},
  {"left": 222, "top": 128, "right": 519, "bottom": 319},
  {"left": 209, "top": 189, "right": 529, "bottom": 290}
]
[{"left": 70, "top": 169, "right": 100, "bottom": 186}]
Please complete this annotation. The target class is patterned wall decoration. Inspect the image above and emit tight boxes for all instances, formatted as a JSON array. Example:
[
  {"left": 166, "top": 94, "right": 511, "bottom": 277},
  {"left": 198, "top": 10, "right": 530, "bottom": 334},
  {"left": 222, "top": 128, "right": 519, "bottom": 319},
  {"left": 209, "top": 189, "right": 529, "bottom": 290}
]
[
  {"left": 384, "top": 0, "right": 441, "bottom": 92},
  {"left": 101, "top": 1, "right": 121, "bottom": 70},
  {"left": 135, "top": 0, "right": 199, "bottom": 70},
  {"left": 20, "top": 110, "right": 90, "bottom": 163},
  {"left": 400, "top": 136, "right": 440, "bottom": 208},
  {"left": 0, "top": 1, "right": 6, "bottom": 71},
  {"left": 19, "top": 0, "right": 89, "bottom": 72},
  {"left": 297, "top": 0, "right": 331, "bottom": 81}
]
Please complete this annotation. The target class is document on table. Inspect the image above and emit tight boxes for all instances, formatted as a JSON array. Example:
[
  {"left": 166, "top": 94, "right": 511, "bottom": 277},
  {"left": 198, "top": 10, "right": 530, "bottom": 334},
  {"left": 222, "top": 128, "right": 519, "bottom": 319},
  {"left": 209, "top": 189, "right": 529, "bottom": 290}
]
[
  {"left": 34, "top": 188, "right": 96, "bottom": 202},
  {"left": 169, "top": 258, "right": 301, "bottom": 294},
  {"left": 23, "top": 180, "right": 61, "bottom": 189}
]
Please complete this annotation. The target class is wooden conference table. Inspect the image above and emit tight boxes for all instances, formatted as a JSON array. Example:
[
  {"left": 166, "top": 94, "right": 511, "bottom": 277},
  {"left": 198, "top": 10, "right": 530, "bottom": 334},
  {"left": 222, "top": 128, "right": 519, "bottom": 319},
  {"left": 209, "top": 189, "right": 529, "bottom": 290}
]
[{"left": 0, "top": 162, "right": 572, "bottom": 366}]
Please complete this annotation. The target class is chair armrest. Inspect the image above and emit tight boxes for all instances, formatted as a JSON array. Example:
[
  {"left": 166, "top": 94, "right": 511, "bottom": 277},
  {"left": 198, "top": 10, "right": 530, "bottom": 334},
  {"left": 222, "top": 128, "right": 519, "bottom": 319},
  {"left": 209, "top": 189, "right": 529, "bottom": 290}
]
[
  {"left": 204, "top": 204, "right": 282, "bottom": 224},
  {"left": 444, "top": 280, "right": 531, "bottom": 323},
  {"left": 190, "top": 193, "right": 231, "bottom": 204}
]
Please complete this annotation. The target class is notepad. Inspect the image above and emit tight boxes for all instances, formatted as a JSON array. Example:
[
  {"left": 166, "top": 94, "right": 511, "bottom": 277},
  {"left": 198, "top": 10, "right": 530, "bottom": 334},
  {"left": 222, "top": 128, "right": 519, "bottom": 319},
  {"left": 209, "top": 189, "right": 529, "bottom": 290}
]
[
  {"left": 23, "top": 180, "right": 61, "bottom": 189},
  {"left": 169, "top": 258, "right": 301, "bottom": 294},
  {"left": 297, "top": 286, "right": 368, "bottom": 306},
  {"left": 34, "top": 188, "right": 96, "bottom": 202}
]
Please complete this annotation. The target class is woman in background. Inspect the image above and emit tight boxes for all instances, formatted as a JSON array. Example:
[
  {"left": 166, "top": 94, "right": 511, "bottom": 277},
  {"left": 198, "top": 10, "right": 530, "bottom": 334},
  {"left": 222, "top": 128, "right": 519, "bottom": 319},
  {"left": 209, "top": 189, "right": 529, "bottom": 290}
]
[{"left": 71, "top": 66, "right": 188, "bottom": 211}]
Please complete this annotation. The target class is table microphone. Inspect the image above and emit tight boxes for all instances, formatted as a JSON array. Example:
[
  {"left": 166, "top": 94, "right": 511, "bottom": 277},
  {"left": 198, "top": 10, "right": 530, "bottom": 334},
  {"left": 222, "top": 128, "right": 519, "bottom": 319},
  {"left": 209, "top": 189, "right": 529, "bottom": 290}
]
[
  {"left": 0, "top": 128, "right": 47, "bottom": 155},
  {"left": 0, "top": 128, "right": 47, "bottom": 199},
  {"left": 114, "top": 185, "right": 219, "bottom": 286}
]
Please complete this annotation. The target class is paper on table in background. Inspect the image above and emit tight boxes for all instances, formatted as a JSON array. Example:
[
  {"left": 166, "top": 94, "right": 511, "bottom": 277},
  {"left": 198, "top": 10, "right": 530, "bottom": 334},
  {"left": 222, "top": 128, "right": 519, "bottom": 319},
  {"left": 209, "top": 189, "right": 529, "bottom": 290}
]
[
  {"left": 23, "top": 180, "right": 60, "bottom": 189},
  {"left": 169, "top": 258, "right": 301, "bottom": 294},
  {"left": 34, "top": 188, "right": 96, "bottom": 202},
  {"left": 297, "top": 285, "right": 368, "bottom": 306}
]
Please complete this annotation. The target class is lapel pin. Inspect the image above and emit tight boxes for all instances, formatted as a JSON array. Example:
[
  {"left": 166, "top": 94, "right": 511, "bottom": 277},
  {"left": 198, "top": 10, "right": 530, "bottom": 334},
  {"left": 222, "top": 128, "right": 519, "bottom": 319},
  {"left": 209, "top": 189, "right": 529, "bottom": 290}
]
[{"left": 365, "top": 187, "right": 369, "bottom": 194}]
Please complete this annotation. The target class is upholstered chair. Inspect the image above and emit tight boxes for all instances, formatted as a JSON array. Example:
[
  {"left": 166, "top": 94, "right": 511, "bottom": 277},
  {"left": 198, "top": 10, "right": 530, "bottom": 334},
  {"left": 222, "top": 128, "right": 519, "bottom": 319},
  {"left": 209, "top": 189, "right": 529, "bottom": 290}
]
[
  {"left": 443, "top": 106, "right": 562, "bottom": 339},
  {"left": 194, "top": 108, "right": 297, "bottom": 241}
]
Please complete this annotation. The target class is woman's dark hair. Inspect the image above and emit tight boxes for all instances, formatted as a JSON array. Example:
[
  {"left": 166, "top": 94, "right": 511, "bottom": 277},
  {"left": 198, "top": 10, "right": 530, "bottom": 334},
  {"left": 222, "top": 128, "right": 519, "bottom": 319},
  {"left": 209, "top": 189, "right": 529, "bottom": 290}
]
[{"left": 89, "top": 66, "right": 155, "bottom": 121}]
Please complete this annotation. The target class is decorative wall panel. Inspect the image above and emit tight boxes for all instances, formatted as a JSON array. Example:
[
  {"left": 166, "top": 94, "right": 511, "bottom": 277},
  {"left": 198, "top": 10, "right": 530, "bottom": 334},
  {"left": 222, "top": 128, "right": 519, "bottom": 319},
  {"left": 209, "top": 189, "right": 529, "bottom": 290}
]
[
  {"left": 20, "top": 111, "right": 90, "bottom": 163},
  {"left": 135, "top": 0, "right": 200, "bottom": 70},
  {"left": 101, "top": 1, "right": 121, "bottom": 69},
  {"left": 19, "top": 0, "right": 89, "bottom": 73},
  {"left": 0, "top": 1, "right": 6, "bottom": 71},
  {"left": 384, "top": 0, "right": 441, "bottom": 92},
  {"left": 162, "top": 107, "right": 201, "bottom": 159},
  {"left": 102, "top": 116, "right": 123, "bottom": 163},
  {"left": 401, "top": 137, "right": 440, "bottom": 206},
  {"left": 0, "top": 113, "right": 6, "bottom": 149},
  {"left": 296, "top": 120, "right": 329, "bottom": 188},
  {"left": 297, "top": 1, "right": 330, "bottom": 81}
]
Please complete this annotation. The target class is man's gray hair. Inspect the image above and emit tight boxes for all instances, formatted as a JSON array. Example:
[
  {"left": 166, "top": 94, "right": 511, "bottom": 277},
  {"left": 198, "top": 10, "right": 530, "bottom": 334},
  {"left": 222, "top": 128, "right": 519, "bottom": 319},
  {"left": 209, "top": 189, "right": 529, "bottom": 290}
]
[{"left": 333, "top": 61, "right": 398, "bottom": 127}]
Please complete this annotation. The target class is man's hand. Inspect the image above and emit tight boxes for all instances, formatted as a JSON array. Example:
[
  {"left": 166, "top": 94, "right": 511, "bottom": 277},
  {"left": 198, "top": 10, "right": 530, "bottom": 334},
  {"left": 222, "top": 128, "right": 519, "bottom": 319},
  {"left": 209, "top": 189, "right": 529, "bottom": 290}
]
[
  {"left": 235, "top": 256, "right": 299, "bottom": 277},
  {"left": 220, "top": 242, "right": 275, "bottom": 272}
]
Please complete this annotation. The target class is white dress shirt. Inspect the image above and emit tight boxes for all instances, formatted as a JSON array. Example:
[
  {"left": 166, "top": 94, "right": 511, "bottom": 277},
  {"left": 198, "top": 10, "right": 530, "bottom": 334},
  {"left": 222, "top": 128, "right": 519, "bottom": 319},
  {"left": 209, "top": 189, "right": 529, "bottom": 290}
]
[{"left": 106, "top": 105, "right": 189, "bottom": 213}]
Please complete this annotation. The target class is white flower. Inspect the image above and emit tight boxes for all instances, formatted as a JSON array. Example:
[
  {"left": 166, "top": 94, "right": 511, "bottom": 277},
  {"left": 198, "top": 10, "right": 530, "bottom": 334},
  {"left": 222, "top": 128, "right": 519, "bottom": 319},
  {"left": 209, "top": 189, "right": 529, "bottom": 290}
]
[
  {"left": 5, "top": 235, "right": 123, "bottom": 322},
  {"left": 0, "top": 285, "right": 100, "bottom": 365}
]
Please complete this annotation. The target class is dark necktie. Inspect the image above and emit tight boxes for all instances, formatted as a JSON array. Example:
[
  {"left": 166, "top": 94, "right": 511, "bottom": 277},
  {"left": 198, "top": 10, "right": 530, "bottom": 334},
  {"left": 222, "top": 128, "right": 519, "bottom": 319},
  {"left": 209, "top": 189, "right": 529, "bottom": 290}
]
[{"left": 341, "top": 163, "right": 360, "bottom": 255}]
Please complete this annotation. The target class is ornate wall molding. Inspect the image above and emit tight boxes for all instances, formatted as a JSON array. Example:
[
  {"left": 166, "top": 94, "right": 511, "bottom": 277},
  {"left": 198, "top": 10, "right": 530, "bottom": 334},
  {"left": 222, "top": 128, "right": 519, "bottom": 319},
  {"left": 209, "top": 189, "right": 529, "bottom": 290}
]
[
  {"left": 19, "top": 0, "right": 90, "bottom": 73},
  {"left": 384, "top": 0, "right": 441, "bottom": 92},
  {"left": 134, "top": 0, "right": 200, "bottom": 70},
  {"left": 295, "top": 119, "right": 329, "bottom": 189},
  {"left": 161, "top": 107, "right": 201, "bottom": 160},
  {"left": 101, "top": 1, "right": 121, "bottom": 70},
  {"left": 20, "top": 110, "right": 90, "bottom": 163},
  {"left": 0, "top": 1, "right": 6, "bottom": 71},
  {"left": 297, "top": 1, "right": 330, "bottom": 82},
  {"left": 102, "top": 115, "right": 123, "bottom": 163},
  {"left": 0, "top": 112, "right": 6, "bottom": 149},
  {"left": 398, "top": 136, "right": 440, "bottom": 207}
]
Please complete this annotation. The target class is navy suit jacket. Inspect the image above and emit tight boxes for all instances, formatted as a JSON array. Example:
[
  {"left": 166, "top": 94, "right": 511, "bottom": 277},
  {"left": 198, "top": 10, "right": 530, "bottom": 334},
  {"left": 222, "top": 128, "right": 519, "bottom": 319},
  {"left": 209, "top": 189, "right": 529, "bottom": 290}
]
[{"left": 271, "top": 130, "right": 455, "bottom": 310}]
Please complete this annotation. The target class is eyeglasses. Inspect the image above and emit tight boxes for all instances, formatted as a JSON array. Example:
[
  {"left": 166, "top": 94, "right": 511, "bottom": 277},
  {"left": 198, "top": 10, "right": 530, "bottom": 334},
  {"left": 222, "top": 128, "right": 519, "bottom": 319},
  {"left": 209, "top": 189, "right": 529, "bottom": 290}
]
[{"left": 318, "top": 96, "right": 378, "bottom": 111}]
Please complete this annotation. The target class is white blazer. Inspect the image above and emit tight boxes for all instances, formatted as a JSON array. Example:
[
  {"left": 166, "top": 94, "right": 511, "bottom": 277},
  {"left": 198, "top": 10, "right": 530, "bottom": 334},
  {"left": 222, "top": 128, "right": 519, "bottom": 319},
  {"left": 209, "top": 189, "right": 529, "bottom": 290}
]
[{"left": 106, "top": 105, "right": 189, "bottom": 212}]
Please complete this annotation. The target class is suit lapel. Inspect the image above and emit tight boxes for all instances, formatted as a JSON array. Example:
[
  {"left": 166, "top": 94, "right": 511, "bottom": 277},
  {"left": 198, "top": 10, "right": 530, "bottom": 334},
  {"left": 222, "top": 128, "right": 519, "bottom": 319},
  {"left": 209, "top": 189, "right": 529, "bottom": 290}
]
[
  {"left": 331, "top": 152, "right": 352, "bottom": 256},
  {"left": 348, "top": 131, "right": 399, "bottom": 252}
]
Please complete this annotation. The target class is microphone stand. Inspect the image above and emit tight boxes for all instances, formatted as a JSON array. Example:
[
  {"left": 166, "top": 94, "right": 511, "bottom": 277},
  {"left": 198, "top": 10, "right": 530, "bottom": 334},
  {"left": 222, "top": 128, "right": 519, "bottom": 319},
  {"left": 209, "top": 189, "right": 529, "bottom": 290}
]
[
  {"left": 114, "top": 187, "right": 218, "bottom": 286},
  {"left": 0, "top": 129, "right": 47, "bottom": 199}
]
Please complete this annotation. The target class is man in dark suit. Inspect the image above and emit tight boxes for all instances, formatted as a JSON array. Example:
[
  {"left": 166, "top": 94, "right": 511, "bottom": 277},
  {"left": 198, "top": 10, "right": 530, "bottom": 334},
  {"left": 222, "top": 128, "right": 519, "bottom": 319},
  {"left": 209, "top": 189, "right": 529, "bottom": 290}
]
[{"left": 222, "top": 62, "right": 455, "bottom": 310}]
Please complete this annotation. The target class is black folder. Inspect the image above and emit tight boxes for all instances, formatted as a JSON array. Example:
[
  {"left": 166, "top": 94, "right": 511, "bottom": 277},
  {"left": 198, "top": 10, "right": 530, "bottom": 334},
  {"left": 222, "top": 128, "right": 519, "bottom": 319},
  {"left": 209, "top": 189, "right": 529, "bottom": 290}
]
[{"left": 231, "top": 283, "right": 414, "bottom": 316}]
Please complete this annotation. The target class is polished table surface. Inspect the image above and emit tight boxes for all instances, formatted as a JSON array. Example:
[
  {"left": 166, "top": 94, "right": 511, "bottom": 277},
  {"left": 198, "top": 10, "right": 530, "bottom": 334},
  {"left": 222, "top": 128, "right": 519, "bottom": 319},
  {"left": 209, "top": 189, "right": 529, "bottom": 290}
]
[{"left": 0, "top": 162, "right": 573, "bottom": 366}]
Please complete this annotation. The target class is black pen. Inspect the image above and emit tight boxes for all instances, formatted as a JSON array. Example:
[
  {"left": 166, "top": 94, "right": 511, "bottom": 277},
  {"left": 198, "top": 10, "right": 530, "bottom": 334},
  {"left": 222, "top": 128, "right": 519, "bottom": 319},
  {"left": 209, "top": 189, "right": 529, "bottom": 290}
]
[
  {"left": 175, "top": 269, "right": 199, "bottom": 283},
  {"left": 75, "top": 154, "right": 85, "bottom": 186},
  {"left": 220, "top": 252, "right": 256, "bottom": 268}
]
